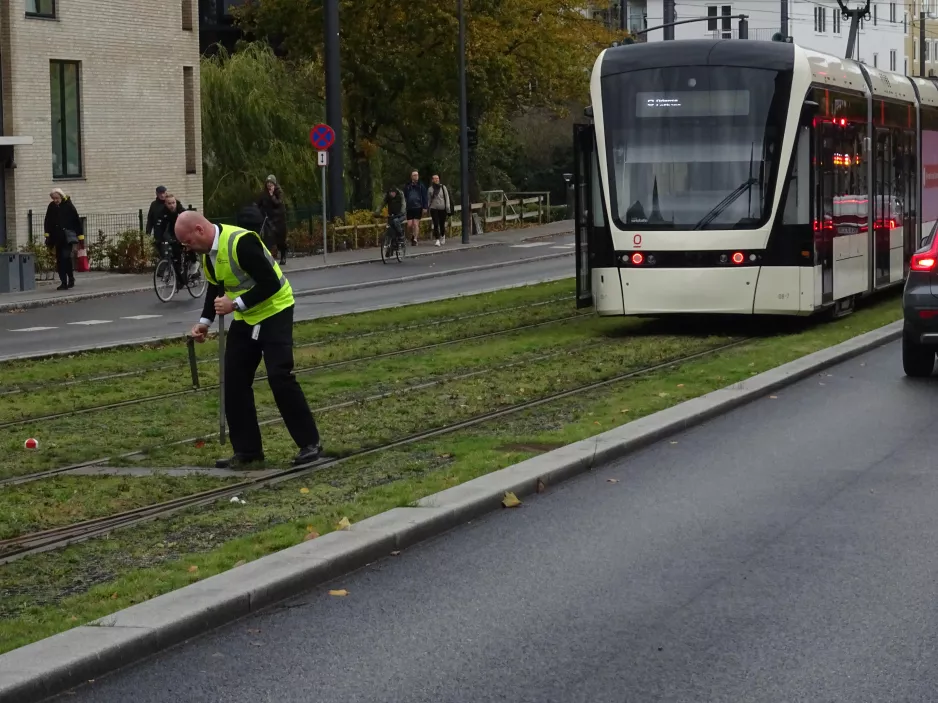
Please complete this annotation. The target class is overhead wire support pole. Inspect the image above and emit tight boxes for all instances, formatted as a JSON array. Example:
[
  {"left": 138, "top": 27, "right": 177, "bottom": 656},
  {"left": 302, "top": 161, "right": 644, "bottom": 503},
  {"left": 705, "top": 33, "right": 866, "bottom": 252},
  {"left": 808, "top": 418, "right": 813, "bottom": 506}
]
[
  {"left": 833, "top": 0, "right": 871, "bottom": 60},
  {"left": 458, "top": 0, "right": 471, "bottom": 245}
]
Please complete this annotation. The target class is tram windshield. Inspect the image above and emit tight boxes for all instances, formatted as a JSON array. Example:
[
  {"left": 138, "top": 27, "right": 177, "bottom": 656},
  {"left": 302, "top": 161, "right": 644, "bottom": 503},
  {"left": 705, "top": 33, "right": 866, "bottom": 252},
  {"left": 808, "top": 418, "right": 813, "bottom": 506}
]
[{"left": 602, "top": 66, "right": 790, "bottom": 231}]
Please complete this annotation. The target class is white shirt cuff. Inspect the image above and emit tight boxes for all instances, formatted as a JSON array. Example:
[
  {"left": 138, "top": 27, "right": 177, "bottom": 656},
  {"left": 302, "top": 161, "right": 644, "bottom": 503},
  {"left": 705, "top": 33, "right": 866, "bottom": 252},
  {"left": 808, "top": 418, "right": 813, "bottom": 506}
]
[
  {"left": 199, "top": 317, "right": 213, "bottom": 327},
  {"left": 235, "top": 297, "right": 246, "bottom": 311}
]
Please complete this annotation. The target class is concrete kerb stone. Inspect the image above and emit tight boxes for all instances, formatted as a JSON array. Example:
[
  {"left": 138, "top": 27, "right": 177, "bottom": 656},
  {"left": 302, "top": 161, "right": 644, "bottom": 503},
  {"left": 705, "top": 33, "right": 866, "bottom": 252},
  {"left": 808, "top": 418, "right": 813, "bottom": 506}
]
[
  {"left": 0, "top": 229, "right": 573, "bottom": 314},
  {"left": 0, "top": 319, "right": 902, "bottom": 703}
]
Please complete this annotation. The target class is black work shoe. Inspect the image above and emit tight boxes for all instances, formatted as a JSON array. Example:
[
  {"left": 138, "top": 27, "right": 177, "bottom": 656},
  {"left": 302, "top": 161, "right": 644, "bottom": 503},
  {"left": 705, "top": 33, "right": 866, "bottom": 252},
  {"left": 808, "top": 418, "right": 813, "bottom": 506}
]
[
  {"left": 293, "top": 444, "right": 323, "bottom": 466},
  {"left": 216, "top": 453, "right": 265, "bottom": 469}
]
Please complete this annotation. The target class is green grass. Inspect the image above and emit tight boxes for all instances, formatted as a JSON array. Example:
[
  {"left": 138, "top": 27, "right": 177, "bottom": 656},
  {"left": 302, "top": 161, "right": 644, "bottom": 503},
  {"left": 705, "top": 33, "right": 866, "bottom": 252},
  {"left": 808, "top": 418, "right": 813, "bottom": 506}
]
[
  {"left": 0, "top": 280, "right": 575, "bottom": 390},
  {"left": 0, "top": 291, "right": 902, "bottom": 653}
]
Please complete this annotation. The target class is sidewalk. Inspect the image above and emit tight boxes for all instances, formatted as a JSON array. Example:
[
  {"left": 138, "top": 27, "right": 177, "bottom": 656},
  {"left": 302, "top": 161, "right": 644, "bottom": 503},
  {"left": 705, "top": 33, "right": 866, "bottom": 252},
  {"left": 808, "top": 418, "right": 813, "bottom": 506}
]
[{"left": 0, "top": 221, "right": 573, "bottom": 313}]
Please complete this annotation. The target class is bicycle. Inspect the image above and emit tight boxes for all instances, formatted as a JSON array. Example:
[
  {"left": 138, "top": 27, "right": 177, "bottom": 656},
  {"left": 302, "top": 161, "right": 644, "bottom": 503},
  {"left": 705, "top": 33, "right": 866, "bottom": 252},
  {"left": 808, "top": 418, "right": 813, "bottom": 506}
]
[
  {"left": 154, "top": 241, "right": 207, "bottom": 302},
  {"left": 379, "top": 213, "right": 407, "bottom": 264}
]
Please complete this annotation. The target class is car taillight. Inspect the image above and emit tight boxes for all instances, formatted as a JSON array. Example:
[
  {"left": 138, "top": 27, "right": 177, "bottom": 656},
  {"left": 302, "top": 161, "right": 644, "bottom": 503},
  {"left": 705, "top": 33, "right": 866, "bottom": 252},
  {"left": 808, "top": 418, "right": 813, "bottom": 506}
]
[{"left": 911, "top": 255, "right": 937, "bottom": 271}]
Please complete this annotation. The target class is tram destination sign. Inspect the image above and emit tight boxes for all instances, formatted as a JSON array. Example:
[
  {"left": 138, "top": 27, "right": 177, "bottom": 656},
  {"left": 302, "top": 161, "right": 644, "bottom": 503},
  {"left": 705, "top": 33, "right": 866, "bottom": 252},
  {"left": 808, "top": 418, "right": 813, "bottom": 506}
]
[{"left": 636, "top": 90, "right": 750, "bottom": 118}]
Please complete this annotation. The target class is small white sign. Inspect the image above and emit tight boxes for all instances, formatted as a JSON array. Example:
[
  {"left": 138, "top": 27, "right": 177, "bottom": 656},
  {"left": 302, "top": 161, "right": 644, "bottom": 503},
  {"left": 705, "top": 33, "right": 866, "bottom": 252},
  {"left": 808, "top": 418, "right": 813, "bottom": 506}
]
[{"left": 317, "top": 151, "right": 329, "bottom": 167}]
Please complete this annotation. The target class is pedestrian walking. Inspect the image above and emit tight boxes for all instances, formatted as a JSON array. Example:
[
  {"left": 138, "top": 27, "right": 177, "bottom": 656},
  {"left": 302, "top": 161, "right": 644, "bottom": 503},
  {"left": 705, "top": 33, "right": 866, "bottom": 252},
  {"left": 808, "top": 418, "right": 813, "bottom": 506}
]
[
  {"left": 427, "top": 174, "right": 452, "bottom": 247},
  {"left": 176, "top": 208, "right": 323, "bottom": 469},
  {"left": 403, "top": 170, "right": 428, "bottom": 246},
  {"left": 257, "top": 174, "right": 288, "bottom": 266},
  {"left": 43, "top": 188, "right": 83, "bottom": 290}
]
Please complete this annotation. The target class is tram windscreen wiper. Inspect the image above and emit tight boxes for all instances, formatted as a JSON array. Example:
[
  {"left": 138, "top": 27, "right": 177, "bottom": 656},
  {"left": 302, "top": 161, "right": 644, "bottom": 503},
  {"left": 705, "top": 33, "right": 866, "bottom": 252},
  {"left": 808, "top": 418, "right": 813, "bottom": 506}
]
[{"left": 692, "top": 177, "right": 758, "bottom": 230}]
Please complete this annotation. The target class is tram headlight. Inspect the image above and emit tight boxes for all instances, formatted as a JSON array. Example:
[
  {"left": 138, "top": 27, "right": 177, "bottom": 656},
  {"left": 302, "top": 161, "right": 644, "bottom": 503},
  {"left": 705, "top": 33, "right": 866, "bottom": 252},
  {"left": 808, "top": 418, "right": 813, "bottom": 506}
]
[
  {"left": 631, "top": 252, "right": 644, "bottom": 265},
  {"left": 731, "top": 252, "right": 745, "bottom": 265}
]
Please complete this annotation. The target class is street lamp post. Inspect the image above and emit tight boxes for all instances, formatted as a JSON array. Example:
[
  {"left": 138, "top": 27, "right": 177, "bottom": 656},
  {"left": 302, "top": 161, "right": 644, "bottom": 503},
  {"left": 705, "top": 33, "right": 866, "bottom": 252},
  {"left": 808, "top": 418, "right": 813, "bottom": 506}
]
[
  {"left": 324, "top": 0, "right": 346, "bottom": 220},
  {"left": 458, "top": 0, "right": 471, "bottom": 244}
]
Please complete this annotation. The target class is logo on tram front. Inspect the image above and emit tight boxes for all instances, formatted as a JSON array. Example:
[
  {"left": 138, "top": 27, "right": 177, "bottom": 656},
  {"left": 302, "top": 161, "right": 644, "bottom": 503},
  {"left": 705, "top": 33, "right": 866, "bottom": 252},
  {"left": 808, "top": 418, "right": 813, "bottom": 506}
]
[{"left": 633, "top": 234, "right": 642, "bottom": 248}]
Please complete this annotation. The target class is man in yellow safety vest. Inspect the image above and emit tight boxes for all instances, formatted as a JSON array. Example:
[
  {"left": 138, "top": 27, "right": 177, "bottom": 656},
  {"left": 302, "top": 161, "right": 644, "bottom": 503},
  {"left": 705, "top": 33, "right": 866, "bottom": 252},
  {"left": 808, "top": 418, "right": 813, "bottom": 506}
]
[{"left": 175, "top": 209, "right": 323, "bottom": 469}]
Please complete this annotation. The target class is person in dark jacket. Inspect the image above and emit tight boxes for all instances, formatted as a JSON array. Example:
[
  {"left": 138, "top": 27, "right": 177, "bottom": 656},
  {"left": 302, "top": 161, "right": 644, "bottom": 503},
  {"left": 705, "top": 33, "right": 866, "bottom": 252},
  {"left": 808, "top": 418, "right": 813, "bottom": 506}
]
[
  {"left": 257, "top": 175, "right": 288, "bottom": 265},
  {"left": 403, "top": 170, "right": 428, "bottom": 246},
  {"left": 376, "top": 187, "right": 406, "bottom": 242},
  {"left": 145, "top": 186, "right": 167, "bottom": 236},
  {"left": 153, "top": 193, "right": 190, "bottom": 281},
  {"left": 43, "top": 188, "right": 83, "bottom": 290}
]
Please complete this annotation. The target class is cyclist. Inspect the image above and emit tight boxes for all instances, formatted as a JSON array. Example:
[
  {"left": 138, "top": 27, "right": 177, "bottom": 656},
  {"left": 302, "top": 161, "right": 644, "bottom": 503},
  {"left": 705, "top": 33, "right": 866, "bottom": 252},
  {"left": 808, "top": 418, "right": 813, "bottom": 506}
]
[
  {"left": 155, "top": 193, "right": 193, "bottom": 286},
  {"left": 375, "top": 186, "right": 406, "bottom": 246}
]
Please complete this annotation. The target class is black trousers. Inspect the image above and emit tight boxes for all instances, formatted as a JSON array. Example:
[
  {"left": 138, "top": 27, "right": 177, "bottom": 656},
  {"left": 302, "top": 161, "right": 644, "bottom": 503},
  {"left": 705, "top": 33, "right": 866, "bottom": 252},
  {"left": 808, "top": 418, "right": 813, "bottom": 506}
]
[
  {"left": 430, "top": 209, "right": 448, "bottom": 238},
  {"left": 224, "top": 305, "right": 319, "bottom": 455},
  {"left": 55, "top": 245, "right": 74, "bottom": 285}
]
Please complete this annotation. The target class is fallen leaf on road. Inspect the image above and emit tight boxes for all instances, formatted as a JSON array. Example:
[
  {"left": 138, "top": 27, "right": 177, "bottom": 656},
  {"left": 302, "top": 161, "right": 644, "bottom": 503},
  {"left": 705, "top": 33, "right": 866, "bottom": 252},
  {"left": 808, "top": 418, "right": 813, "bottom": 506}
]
[
  {"left": 769, "top": 395, "right": 778, "bottom": 399},
  {"left": 247, "top": 628, "right": 260, "bottom": 634},
  {"left": 670, "top": 441, "right": 678, "bottom": 445},
  {"left": 304, "top": 531, "right": 320, "bottom": 541},
  {"left": 249, "top": 641, "right": 263, "bottom": 647},
  {"left": 300, "top": 487, "right": 310, "bottom": 494},
  {"left": 234, "top": 560, "right": 246, "bottom": 567},
  {"left": 502, "top": 492, "right": 522, "bottom": 508},
  {"left": 336, "top": 516, "right": 352, "bottom": 530},
  {"left": 607, "top": 478, "right": 619, "bottom": 484},
  {"left": 188, "top": 565, "right": 199, "bottom": 573},
  {"left": 329, "top": 589, "right": 349, "bottom": 597},
  {"left": 819, "top": 382, "right": 826, "bottom": 386},
  {"left": 537, "top": 479, "right": 546, "bottom": 494},
  {"left": 390, "top": 551, "right": 401, "bottom": 556}
]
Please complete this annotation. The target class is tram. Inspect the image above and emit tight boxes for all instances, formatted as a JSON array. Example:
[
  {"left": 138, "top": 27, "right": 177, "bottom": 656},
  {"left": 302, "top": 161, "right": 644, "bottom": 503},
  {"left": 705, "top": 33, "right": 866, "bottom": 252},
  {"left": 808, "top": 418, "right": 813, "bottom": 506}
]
[{"left": 573, "top": 39, "right": 938, "bottom": 316}]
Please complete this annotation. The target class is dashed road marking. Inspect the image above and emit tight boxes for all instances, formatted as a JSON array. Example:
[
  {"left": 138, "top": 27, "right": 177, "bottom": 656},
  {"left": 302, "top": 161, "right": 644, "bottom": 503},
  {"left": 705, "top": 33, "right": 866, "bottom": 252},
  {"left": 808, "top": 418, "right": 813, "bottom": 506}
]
[
  {"left": 511, "top": 242, "right": 553, "bottom": 248},
  {"left": 9, "top": 326, "right": 58, "bottom": 332},
  {"left": 67, "top": 320, "right": 112, "bottom": 326},
  {"left": 121, "top": 315, "right": 163, "bottom": 320},
  {"left": 551, "top": 244, "right": 576, "bottom": 249}
]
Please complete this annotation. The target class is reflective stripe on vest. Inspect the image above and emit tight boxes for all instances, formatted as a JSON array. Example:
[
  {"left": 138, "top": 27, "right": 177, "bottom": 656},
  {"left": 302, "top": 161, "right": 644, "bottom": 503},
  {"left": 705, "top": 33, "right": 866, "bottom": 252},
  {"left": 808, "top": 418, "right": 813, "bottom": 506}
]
[{"left": 225, "top": 228, "right": 287, "bottom": 295}]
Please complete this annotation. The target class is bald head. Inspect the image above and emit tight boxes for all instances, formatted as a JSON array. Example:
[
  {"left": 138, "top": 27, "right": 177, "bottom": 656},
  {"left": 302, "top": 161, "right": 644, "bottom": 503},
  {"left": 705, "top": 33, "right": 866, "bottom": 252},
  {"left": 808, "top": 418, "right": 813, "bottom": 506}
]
[{"left": 174, "top": 211, "right": 215, "bottom": 253}]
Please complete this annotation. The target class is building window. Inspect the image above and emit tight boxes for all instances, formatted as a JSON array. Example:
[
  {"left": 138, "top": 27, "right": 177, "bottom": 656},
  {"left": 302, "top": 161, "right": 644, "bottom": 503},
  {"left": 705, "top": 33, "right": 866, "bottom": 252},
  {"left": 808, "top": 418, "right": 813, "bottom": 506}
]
[
  {"left": 891, "top": 49, "right": 897, "bottom": 70},
  {"left": 25, "top": 0, "right": 54, "bottom": 18},
  {"left": 815, "top": 6, "right": 827, "bottom": 31},
  {"left": 181, "top": 0, "right": 193, "bottom": 30},
  {"left": 890, "top": 2, "right": 897, "bottom": 22},
  {"left": 905, "top": 12, "right": 908, "bottom": 33},
  {"left": 49, "top": 60, "right": 82, "bottom": 178},
  {"left": 183, "top": 66, "right": 197, "bottom": 174},
  {"left": 927, "top": 41, "right": 930, "bottom": 61},
  {"left": 873, "top": 3, "right": 877, "bottom": 24},
  {"left": 721, "top": 5, "right": 731, "bottom": 31},
  {"left": 833, "top": 11, "right": 841, "bottom": 33},
  {"left": 707, "top": 5, "right": 717, "bottom": 30},
  {"left": 874, "top": 53, "right": 879, "bottom": 67}
]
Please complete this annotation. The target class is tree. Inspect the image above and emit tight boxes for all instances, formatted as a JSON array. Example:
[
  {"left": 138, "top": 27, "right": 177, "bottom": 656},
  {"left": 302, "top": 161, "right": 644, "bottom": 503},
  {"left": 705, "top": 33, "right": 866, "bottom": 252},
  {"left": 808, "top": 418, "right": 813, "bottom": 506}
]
[
  {"left": 201, "top": 42, "right": 324, "bottom": 215},
  {"left": 237, "top": 0, "right": 624, "bottom": 207}
]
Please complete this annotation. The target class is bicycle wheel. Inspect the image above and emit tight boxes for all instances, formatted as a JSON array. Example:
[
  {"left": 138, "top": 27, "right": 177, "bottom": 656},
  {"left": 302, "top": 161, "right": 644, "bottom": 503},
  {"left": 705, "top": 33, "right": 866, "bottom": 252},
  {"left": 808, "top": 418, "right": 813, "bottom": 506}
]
[
  {"left": 186, "top": 259, "right": 207, "bottom": 298},
  {"left": 396, "top": 236, "right": 406, "bottom": 262},
  {"left": 154, "top": 258, "right": 177, "bottom": 302},
  {"left": 381, "top": 232, "right": 392, "bottom": 264}
]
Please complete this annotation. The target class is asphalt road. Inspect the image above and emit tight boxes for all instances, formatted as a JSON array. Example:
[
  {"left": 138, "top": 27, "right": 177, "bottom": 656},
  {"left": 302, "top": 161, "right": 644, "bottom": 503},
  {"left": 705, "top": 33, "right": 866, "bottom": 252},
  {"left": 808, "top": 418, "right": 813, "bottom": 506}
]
[
  {"left": 0, "top": 236, "right": 574, "bottom": 360},
  {"left": 54, "top": 339, "right": 938, "bottom": 702}
]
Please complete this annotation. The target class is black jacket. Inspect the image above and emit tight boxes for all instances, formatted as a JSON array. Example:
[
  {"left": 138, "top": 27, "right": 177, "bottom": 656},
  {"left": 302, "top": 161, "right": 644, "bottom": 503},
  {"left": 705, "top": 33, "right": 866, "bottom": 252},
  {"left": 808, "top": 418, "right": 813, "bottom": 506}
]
[
  {"left": 43, "top": 198, "right": 83, "bottom": 249},
  {"left": 381, "top": 189, "right": 405, "bottom": 217},
  {"left": 146, "top": 198, "right": 164, "bottom": 235},
  {"left": 200, "top": 223, "right": 284, "bottom": 323},
  {"left": 154, "top": 201, "right": 187, "bottom": 242},
  {"left": 257, "top": 187, "right": 287, "bottom": 236}
]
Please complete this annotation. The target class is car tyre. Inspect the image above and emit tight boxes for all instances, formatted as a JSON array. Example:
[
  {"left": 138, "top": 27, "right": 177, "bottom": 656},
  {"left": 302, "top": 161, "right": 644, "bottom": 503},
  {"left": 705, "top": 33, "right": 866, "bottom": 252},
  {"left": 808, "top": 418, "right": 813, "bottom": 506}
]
[{"left": 903, "top": 326, "right": 935, "bottom": 377}]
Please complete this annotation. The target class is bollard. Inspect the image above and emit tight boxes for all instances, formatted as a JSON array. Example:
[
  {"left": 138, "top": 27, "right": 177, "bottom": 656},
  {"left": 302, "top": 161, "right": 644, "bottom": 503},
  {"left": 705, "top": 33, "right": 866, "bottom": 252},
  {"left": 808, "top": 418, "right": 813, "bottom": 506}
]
[{"left": 186, "top": 336, "right": 200, "bottom": 389}]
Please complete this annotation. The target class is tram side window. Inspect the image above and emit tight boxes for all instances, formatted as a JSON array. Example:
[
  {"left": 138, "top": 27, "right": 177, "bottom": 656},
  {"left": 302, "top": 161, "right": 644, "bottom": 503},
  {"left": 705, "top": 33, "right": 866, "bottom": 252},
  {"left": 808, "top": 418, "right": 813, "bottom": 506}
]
[
  {"left": 874, "top": 129, "right": 897, "bottom": 225},
  {"left": 782, "top": 126, "right": 810, "bottom": 225}
]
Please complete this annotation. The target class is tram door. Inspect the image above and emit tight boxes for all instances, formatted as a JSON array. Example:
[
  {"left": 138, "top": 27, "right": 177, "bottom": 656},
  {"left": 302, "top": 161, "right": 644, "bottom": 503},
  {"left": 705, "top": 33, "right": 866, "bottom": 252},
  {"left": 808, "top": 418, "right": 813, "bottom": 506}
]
[{"left": 573, "top": 123, "right": 595, "bottom": 309}]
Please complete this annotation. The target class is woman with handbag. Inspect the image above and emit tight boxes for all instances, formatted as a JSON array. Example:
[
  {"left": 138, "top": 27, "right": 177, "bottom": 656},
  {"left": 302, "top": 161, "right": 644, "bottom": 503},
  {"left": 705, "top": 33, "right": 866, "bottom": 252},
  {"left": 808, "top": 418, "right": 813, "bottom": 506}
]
[{"left": 43, "top": 188, "right": 83, "bottom": 290}]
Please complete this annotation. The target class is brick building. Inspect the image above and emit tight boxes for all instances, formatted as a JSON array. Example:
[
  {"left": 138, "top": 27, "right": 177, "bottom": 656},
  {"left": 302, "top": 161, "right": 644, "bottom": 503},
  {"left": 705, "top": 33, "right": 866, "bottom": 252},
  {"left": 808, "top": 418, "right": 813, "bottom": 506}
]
[{"left": 0, "top": 0, "right": 203, "bottom": 249}]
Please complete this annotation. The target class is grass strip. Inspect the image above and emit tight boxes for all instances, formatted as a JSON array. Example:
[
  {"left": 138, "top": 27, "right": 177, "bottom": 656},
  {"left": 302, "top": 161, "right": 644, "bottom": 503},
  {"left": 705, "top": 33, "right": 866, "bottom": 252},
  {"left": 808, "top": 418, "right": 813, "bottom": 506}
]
[
  {"left": 0, "top": 280, "right": 575, "bottom": 389},
  {"left": 0, "top": 294, "right": 901, "bottom": 653}
]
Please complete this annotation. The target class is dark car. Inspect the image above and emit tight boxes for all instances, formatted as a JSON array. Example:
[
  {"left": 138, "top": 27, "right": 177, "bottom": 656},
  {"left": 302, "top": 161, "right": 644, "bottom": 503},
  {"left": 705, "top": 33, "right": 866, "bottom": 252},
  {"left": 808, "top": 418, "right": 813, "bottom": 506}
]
[{"left": 902, "top": 228, "right": 938, "bottom": 376}]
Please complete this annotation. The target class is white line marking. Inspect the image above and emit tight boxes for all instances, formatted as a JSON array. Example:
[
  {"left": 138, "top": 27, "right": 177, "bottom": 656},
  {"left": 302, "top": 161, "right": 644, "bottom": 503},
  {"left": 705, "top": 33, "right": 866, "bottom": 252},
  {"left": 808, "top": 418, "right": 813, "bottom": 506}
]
[
  {"left": 551, "top": 245, "right": 576, "bottom": 249},
  {"left": 511, "top": 242, "right": 552, "bottom": 248},
  {"left": 9, "top": 326, "right": 58, "bottom": 332},
  {"left": 67, "top": 320, "right": 112, "bottom": 326},
  {"left": 121, "top": 315, "right": 163, "bottom": 320}
]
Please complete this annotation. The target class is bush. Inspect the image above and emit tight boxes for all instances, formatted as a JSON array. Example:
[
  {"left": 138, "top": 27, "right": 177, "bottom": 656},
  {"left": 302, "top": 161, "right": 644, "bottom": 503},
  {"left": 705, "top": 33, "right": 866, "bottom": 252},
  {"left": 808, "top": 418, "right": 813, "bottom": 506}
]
[{"left": 87, "top": 229, "right": 154, "bottom": 273}]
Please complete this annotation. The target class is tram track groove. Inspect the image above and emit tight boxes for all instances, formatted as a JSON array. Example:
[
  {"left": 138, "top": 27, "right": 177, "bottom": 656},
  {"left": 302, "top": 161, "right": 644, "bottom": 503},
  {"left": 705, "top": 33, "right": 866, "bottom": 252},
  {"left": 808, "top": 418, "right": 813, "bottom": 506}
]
[
  {"left": 0, "top": 296, "right": 576, "bottom": 397},
  {"left": 0, "top": 310, "right": 590, "bottom": 431},
  {"left": 0, "top": 338, "right": 750, "bottom": 564}
]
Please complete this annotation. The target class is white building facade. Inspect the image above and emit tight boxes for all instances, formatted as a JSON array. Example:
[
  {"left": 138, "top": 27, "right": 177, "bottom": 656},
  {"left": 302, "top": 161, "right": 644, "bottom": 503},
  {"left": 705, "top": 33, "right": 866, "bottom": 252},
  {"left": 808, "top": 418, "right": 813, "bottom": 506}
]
[{"left": 628, "top": 0, "right": 905, "bottom": 72}]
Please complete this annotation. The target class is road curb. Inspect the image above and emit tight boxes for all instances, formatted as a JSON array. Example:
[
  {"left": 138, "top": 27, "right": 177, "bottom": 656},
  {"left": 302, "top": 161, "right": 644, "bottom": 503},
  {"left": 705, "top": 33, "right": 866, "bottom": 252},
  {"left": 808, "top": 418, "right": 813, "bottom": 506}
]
[
  {"left": 0, "top": 229, "right": 573, "bottom": 314},
  {"left": 0, "top": 320, "right": 902, "bottom": 702}
]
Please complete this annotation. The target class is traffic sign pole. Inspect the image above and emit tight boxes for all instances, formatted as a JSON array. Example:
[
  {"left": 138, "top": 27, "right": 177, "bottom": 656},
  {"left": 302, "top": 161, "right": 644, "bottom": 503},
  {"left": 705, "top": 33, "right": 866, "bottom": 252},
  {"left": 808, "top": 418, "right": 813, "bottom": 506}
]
[{"left": 310, "top": 125, "right": 336, "bottom": 265}]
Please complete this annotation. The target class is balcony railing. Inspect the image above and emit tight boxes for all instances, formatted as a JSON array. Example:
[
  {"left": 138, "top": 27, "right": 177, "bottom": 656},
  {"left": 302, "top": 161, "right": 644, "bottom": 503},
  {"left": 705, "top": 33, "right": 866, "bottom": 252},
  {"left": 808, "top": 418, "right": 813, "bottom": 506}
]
[{"left": 709, "top": 27, "right": 775, "bottom": 41}]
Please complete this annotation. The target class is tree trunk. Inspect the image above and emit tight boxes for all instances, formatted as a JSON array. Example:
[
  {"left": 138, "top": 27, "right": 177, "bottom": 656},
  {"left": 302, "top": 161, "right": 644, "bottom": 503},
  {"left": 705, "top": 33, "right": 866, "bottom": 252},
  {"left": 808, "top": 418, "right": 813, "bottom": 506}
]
[{"left": 347, "top": 120, "right": 374, "bottom": 210}]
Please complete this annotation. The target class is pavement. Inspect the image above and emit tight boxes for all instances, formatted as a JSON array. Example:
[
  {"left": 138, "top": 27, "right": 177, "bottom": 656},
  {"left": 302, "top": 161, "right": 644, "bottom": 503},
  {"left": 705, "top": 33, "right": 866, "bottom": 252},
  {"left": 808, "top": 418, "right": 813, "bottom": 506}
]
[
  {"left": 0, "top": 221, "right": 572, "bottom": 313},
  {"left": 0, "top": 319, "right": 911, "bottom": 703},
  {"left": 0, "top": 225, "right": 575, "bottom": 361}
]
